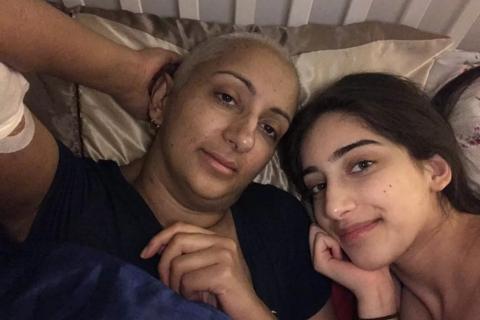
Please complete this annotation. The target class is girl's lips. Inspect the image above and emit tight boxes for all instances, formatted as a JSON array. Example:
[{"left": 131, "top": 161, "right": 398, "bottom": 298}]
[{"left": 338, "top": 219, "right": 380, "bottom": 244}]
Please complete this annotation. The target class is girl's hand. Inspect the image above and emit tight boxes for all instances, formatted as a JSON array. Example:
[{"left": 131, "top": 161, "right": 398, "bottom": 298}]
[
  {"left": 141, "top": 222, "right": 275, "bottom": 320},
  {"left": 309, "top": 224, "right": 398, "bottom": 319}
]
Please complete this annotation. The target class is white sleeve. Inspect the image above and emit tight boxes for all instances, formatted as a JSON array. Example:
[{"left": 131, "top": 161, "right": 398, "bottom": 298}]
[{"left": 0, "top": 62, "right": 29, "bottom": 139}]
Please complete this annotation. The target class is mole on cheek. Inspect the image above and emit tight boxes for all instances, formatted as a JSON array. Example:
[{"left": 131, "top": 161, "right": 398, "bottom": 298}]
[{"left": 383, "top": 184, "right": 393, "bottom": 194}]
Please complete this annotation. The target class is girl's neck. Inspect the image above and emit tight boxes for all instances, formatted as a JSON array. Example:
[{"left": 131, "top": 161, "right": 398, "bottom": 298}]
[{"left": 392, "top": 212, "right": 480, "bottom": 318}]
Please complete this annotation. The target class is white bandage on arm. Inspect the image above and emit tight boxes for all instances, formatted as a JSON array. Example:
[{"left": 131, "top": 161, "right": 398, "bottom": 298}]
[{"left": 0, "top": 62, "right": 35, "bottom": 153}]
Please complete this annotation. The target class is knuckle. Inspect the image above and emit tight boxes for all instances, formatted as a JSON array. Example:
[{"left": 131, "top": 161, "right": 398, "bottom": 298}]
[
  {"left": 223, "top": 238, "right": 237, "bottom": 252},
  {"left": 170, "top": 256, "right": 182, "bottom": 270},
  {"left": 218, "top": 266, "right": 234, "bottom": 281},
  {"left": 170, "top": 233, "right": 186, "bottom": 246},
  {"left": 171, "top": 221, "right": 186, "bottom": 231},
  {"left": 218, "top": 248, "right": 235, "bottom": 263}
]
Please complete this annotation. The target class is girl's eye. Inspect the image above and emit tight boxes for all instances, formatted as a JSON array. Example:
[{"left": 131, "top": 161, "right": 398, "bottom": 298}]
[
  {"left": 311, "top": 182, "right": 327, "bottom": 194},
  {"left": 303, "top": 182, "right": 326, "bottom": 200},
  {"left": 260, "top": 123, "right": 278, "bottom": 140},
  {"left": 215, "top": 92, "right": 236, "bottom": 106},
  {"left": 351, "top": 160, "right": 374, "bottom": 173}
]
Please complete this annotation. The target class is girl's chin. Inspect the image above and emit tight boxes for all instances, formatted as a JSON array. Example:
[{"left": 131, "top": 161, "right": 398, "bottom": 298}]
[{"left": 347, "top": 253, "right": 391, "bottom": 271}]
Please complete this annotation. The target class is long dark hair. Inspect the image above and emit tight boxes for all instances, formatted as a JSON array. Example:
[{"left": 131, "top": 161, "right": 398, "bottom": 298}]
[
  {"left": 280, "top": 72, "right": 480, "bottom": 214},
  {"left": 432, "top": 66, "right": 480, "bottom": 118}
]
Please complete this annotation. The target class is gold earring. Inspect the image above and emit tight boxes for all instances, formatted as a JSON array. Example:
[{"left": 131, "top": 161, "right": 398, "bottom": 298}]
[{"left": 149, "top": 116, "right": 161, "bottom": 129}]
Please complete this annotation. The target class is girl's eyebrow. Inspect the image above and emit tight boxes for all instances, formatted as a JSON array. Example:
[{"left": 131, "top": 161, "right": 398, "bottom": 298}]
[
  {"left": 302, "top": 139, "right": 380, "bottom": 177},
  {"left": 328, "top": 139, "right": 380, "bottom": 162}
]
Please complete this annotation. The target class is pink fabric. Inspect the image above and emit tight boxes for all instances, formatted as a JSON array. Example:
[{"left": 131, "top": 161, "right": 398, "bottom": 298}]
[{"left": 332, "top": 283, "right": 355, "bottom": 320}]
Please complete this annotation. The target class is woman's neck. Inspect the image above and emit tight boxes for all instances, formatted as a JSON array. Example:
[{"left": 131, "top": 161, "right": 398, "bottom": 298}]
[
  {"left": 120, "top": 157, "right": 231, "bottom": 231},
  {"left": 392, "top": 212, "right": 480, "bottom": 318}
]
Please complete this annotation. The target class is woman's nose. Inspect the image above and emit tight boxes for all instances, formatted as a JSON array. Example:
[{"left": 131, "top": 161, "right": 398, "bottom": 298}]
[{"left": 224, "top": 116, "right": 256, "bottom": 153}]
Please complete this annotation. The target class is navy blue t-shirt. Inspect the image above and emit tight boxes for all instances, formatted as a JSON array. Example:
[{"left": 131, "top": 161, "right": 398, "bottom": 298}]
[{"left": 27, "top": 142, "right": 330, "bottom": 319}]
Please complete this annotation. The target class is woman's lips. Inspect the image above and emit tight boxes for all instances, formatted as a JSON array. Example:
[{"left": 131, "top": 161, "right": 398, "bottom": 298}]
[
  {"left": 338, "top": 219, "right": 380, "bottom": 244},
  {"left": 201, "top": 150, "right": 238, "bottom": 175}
]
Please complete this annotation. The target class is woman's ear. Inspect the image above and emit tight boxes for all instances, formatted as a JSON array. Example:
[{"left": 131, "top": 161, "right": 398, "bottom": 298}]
[
  {"left": 148, "top": 73, "right": 174, "bottom": 127},
  {"left": 423, "top": 154, "right": 452, "bottom": 192}
]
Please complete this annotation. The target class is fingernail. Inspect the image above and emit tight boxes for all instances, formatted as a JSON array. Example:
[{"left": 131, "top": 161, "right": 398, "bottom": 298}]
[
  {"left": 158, "top": 244, "right": 166, "bottom": 254},
  {"left": 140, "top": 246, "right": 149, "bottom": 259}
]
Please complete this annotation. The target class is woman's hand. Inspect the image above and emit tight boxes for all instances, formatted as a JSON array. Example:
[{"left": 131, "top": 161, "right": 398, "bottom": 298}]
[
  {"left": 309, "top": 224, "right": 398, "bottom": 319},
  {"left": 141, "top": 222, "right": 275, "bottom": 320},
  {"left": 111, "top": 47, "right": 180, "bottom": 120}
]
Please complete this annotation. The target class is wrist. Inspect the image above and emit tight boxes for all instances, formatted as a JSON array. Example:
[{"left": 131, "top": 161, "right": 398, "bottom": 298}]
[
  {"left": 226, "top": 293, "right": 275, "bottom": 320},
  {"left": 355, "top": 282, "right": 397, "bottom": 319},
  {"left": 358, "top": 312, "right": 399, "bottom": 320},
  {"left": 107, "top": 49, "right": 144, "bottom": 98}
]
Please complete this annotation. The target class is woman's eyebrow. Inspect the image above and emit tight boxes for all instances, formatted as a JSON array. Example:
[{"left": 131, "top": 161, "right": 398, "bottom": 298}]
[
  {"left": 328, "top": 139, "right": 380, "bottom": 162},
  {"left": 213, "top": 70, "right": 291, "bottom": 123},
  {"left": 214, "top": 70, "right": 255, "bottom": 95}
]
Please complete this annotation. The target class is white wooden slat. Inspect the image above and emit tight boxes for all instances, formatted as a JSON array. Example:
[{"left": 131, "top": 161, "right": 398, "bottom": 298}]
[
  {"left": 446, "top": 0, "right": 480, "bottom": 48},
  {"left": 287, "top": 0, "right": 314, "bottom": 26},
  {"left": 343, "top": 0, "right": 373, "bottom": 25},
  {"left": 119, "top": 0, "right": 143, "bottom": 13},
  {"left": 178, "top": 0, "right": 200, "bottom": 20},
  {"left": 235, "top": 0, "right": 256, "bottom": 25},
  {"left": 62, "top": 0, "right": 85, "bottom": 7},
  {"left": 399, "top": 0, "right": 432, "bottom": 28}
]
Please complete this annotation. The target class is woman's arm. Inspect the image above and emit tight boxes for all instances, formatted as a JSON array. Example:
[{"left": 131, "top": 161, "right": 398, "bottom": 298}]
[
  {"left": 0, "top": 0, "right": 178, "bottom": 242},
  {"left": 0, "top": 0, "right": 179, "bottom": 118}
]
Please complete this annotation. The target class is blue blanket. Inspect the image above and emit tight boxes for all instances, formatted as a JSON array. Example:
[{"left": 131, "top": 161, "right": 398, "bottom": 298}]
[{"left": 0, "top": 239, "right": 229, "bottom": 320}]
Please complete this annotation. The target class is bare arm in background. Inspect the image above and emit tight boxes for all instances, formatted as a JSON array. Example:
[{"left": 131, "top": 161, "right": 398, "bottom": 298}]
[{"left": 0, "top": 0, "right": 178, "bottom": 242}]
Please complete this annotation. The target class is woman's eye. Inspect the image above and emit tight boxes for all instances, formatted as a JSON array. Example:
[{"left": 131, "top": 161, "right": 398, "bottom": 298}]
[
  {"left": 260, "top": 123, "right": 278, "bottom": 140},
  {"left": 215, "top": 92, "right": 236, "bottom": 106},
  {"left": 351, "top": 160, "right": 374, "bottom": 173}
]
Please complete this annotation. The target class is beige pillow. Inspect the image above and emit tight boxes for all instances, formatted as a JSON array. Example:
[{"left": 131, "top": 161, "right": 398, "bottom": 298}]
[{"left": 71, "top": 7, "right": 453, "bottom": 192}]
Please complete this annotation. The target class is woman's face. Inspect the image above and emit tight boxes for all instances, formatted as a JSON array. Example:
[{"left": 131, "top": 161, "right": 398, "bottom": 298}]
[
  {"left": 300, "top": 112, "right": 444, "bottom": 270},
  {"left": 152, "top": 44, "right": 298, "bottom": 211}
]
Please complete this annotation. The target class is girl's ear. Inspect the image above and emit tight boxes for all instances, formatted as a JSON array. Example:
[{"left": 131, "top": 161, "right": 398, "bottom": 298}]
[
  {"left": 423, "top": 154, "right": 452, "bottom": 192},
  {"left": 148, "top": 73, "right": 174, "bottom": 127}
]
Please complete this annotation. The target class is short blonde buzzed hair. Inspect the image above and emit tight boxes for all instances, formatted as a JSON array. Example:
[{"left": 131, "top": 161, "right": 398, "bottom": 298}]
[{"left": 172, "top": 32, "right": 298, "bottom": 94}]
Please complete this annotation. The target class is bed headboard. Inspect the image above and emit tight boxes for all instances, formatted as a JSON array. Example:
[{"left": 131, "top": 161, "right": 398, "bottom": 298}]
[{"left": 55, "top": 0, "right": 480, "bottom": 51}]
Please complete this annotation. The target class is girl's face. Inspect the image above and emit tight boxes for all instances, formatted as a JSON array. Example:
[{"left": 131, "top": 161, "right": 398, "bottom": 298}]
[{"left": 300, "top": 112, "right": 447, "bottom": 270}]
